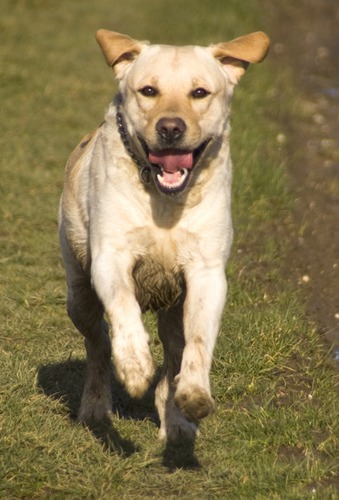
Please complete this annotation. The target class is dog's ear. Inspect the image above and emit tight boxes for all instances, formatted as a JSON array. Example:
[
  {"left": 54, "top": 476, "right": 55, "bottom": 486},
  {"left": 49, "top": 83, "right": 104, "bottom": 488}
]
[
  {"left": 210, "top": 31, "right": 270, "bottom": 84},
  {"left": 96, "top": 29, "right": 148, "bottom": 79}
]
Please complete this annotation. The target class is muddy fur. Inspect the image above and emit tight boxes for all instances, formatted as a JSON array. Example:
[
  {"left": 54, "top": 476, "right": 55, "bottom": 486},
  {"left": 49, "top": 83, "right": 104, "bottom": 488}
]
[{"left": 132, "top": 257, "right": 184, "bottom": 313}]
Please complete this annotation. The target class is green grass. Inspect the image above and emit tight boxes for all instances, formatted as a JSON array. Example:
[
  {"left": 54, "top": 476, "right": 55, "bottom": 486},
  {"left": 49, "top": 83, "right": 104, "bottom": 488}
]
[{"left": 1, "top": 0, "right": 338, "bottom": 497}]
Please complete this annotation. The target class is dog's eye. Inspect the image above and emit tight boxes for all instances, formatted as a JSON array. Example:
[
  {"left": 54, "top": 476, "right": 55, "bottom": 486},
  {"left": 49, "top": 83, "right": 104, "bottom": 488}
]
[
  {"left": 139, "top": 86, "right": 158, "bottom": 97},
  {"left": 191, "top": 88, "right": 210, "bottom": 99}
]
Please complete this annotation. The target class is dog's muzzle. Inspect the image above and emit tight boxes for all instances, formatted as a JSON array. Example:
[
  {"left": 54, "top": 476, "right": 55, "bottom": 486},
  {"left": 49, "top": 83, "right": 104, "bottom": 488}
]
[{"left": 116, "top": 107, "right": 210, "bottom": 195}]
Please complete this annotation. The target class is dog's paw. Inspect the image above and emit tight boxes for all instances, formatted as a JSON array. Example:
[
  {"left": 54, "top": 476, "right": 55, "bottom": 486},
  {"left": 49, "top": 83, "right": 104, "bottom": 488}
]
[
  {"left": 174, "top": 385, "right": 215, "bottom": 422},
  {"left": 78, "top": 393, "right": 113, "bottom": 423},
  {"left": 158, "top": 412, "right": 199, "bottom": 442},
  {"left": 114, "top": 348, "right": 155, "bottom": 398}
]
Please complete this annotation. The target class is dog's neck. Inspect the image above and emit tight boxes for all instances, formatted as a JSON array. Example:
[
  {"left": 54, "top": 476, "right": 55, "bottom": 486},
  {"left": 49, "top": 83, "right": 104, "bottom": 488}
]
[{"left": 115, "top": 106, "right": 160, "bottom": 185}]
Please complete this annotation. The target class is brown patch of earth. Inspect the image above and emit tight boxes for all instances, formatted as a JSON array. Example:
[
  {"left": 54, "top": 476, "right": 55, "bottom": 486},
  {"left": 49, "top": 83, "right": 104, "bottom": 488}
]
[{"left": 266, "top": 0, "right": 339, "bottom": 360}]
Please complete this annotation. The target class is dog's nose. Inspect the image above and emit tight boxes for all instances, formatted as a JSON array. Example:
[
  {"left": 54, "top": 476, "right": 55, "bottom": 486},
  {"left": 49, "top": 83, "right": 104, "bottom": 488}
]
[{"left": 156, "top": 117, "right": 187, "bottom": 143}]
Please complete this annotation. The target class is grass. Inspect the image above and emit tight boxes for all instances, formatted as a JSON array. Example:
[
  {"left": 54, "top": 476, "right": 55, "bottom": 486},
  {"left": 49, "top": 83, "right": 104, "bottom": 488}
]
[{"left": 0, "top": 0, "right": 338, "bottom": 497}]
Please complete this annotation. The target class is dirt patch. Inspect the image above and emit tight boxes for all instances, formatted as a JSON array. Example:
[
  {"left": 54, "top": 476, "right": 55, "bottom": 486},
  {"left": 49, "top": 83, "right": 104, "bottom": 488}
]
[{"left": 266, "top": 1, "right": 339, "bottom": 355}]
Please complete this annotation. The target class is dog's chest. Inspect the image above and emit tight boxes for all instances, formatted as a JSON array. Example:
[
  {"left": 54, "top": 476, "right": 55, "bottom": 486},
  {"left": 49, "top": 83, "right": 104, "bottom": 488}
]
[
  {"left": 132, "top": 256, "right": 184, "bottom": 312},
  {"left": 129, "top": 228, "right": 189, "bottom": 312}
]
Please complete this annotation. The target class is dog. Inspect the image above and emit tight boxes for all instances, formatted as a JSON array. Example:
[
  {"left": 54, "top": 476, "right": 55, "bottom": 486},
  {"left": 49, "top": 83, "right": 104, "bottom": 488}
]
[{"left": 59, "top": 29, "right": 269, "bottom": 441}]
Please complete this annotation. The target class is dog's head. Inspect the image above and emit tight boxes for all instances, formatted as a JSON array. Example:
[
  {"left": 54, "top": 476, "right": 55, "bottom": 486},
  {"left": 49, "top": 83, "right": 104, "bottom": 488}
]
[{"left": 96, "top": 29, "right": 269, "bottom": 195}]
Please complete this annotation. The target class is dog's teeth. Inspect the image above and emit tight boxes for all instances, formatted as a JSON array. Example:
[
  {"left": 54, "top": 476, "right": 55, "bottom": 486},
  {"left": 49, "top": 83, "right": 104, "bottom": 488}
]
[{"left": 157, "top": 168, "right": 189, "bottom": 190}]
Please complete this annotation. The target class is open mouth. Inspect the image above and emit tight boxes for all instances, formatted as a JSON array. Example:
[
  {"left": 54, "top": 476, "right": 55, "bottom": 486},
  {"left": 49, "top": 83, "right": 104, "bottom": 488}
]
[{"left": 145, "top": 141, "right": 210, "bottom": 195}]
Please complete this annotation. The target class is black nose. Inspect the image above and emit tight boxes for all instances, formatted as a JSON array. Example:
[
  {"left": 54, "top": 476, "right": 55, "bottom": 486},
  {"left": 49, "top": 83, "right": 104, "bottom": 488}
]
[{"left": 156, "top": 117, "right": 187, "bottom": 143}]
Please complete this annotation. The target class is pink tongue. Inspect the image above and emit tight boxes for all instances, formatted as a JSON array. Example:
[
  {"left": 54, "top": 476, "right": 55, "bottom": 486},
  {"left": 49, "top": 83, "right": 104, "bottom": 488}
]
[{"left": 149, "top": 150, "right": 193, "bottom": 173}]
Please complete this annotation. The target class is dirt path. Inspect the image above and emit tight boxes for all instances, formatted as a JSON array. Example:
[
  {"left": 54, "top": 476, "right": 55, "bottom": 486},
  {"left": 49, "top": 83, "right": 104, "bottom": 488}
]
[{"left": 266, "top": 1, "right": 339, "bottom": 356}]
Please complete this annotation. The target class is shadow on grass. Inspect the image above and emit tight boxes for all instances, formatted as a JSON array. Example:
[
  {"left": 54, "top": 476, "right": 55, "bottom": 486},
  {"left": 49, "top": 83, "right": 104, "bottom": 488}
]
[
  {"left": 37, "top": 359, "right": 201, "bottom": 469},
  {"left": 37, "top": 359, "right": 158, "bottom": 457},
  {"left": 162, "top": 439, "right": 201, "bottom": 471}
]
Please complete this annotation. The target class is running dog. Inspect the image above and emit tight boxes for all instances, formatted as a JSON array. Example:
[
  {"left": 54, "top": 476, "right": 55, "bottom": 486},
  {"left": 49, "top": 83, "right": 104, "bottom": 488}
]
[{"left": 59, "top": 29, "right": 269, "bottom": 440}]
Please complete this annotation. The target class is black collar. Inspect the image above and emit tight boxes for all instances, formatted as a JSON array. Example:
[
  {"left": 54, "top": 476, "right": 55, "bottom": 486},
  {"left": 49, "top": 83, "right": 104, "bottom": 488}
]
[{"left": 115, "top": 106, "right": 160, "bottom": 185}]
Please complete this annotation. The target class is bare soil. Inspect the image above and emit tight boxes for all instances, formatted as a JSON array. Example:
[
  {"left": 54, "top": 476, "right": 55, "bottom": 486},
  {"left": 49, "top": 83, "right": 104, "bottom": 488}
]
[{"left": 267, "top": 1, "right": 339, "bottom": 353}]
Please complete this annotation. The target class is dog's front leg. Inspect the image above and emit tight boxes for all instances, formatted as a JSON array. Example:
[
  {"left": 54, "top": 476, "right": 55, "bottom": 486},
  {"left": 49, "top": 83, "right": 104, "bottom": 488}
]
[
  {"left": 91, "top": 252, "right": 155, "bottom": 398},
  {"left": 174, "top": 266, "right": 227, "bottom": 422}
]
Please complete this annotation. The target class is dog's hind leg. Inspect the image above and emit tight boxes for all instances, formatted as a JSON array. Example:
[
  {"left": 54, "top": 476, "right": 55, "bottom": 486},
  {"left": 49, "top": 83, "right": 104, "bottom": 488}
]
[
  {"left": 60, "top": 228, "right": 112, "bottom": 423},
  {"left": 155, "top": 293, "right": 198, "bottom": 441},
  {"left": 70, "top": 283, "right": 112, "bottom": 423}
]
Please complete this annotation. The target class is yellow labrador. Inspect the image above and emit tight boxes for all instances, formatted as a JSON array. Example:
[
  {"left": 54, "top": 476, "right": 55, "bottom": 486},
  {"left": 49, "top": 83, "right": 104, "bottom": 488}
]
[{"left": 59, "top": 29, "right": 269, "bottom": 441}]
